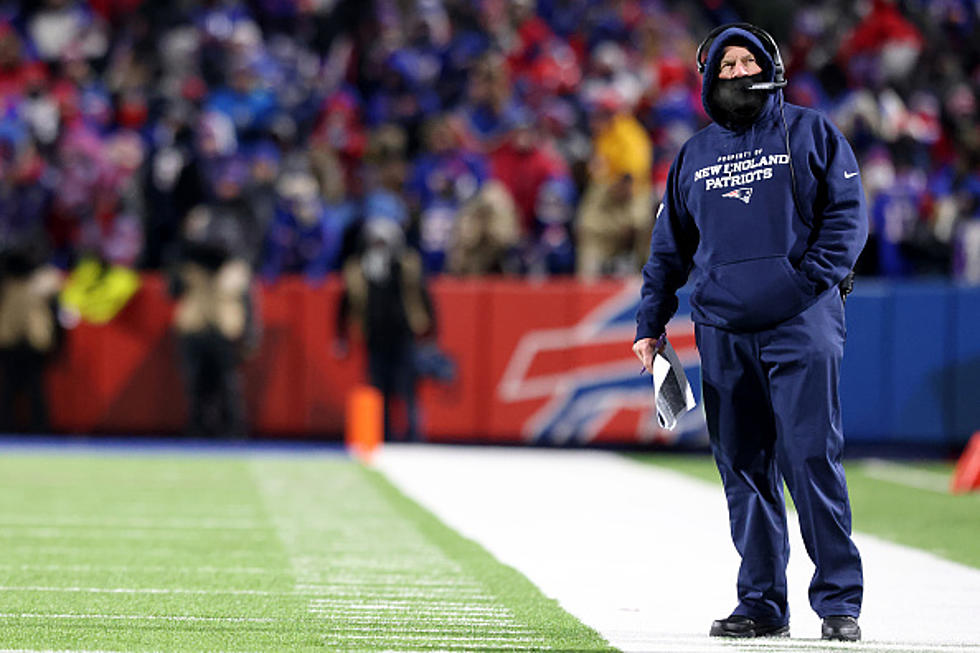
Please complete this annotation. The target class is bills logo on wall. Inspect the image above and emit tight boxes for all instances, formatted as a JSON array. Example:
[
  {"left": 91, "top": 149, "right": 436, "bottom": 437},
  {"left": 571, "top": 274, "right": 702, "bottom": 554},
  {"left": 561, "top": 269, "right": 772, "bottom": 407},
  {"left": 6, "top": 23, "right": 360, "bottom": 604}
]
[{"left": 495, "top": 281, "right": 706, "bottom": 446}]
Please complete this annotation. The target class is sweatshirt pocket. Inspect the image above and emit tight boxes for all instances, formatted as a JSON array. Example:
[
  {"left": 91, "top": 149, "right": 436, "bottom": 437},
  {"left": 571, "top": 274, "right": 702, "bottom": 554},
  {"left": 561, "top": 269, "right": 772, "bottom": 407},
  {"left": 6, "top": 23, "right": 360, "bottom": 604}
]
[{"left": 693, "top": 255, "right": 816, "bottom": 330}]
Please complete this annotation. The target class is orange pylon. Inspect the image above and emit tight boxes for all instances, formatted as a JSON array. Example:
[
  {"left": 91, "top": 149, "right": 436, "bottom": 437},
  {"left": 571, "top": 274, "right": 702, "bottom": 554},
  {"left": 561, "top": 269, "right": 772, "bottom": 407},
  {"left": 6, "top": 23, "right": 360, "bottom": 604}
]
[
  {"left": 346, "top": 385, "right": 383, "bottom": 463},
  {"left": 950, "top": 431, "right": 980, "bottom": 494}
]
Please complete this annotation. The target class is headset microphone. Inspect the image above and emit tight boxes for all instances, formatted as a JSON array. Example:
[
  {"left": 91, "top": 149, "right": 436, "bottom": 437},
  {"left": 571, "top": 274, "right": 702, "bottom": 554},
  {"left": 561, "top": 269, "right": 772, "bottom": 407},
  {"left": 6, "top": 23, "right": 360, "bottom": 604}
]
[{"left": 747, "top": 80, "right": 787, "bottom": 91}]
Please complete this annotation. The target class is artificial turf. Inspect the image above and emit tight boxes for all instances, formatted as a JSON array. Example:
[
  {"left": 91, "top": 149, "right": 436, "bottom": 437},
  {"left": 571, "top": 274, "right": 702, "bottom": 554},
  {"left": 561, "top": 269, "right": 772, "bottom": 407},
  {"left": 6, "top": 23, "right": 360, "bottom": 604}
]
[
  {"left": 0, "top": 450, "right": 610, "bottom": 652},
  {"left": 630, "top": 453, "right": 980, "bottom": 569}
]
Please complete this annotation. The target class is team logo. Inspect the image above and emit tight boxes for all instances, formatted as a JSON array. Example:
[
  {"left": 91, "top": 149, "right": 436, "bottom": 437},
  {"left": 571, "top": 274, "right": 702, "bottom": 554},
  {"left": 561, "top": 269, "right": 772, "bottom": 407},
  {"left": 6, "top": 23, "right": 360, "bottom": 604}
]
[
  {"left": 496, "top": 281, "right": 706, "bottom": 446},
  {"left": 722, "top": 187, "right": 753, "bottom": 204}
]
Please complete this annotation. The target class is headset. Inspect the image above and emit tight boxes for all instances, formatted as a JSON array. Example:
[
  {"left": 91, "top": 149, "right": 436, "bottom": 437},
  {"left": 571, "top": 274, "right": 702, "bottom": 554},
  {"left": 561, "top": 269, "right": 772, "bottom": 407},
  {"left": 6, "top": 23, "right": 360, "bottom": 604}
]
[{"left": 695, "top": 22, "right": 786, "bottom": 91}]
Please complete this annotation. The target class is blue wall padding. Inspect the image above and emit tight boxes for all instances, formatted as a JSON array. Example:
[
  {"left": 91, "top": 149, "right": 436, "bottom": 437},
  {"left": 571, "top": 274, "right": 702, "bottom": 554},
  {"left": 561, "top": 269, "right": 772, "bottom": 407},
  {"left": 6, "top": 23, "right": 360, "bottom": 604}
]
[
  {"left": 952, "top": 286, "right": 980, "bottom": 442},
  {"left": 841, "top": 284, "right": 893, "bottom": 443}
]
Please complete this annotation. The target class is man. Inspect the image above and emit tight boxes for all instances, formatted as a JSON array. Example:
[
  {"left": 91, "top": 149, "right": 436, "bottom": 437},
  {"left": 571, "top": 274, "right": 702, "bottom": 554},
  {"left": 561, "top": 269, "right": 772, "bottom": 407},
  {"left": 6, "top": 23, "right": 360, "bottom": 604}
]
[
  {"left": 632, "top": 24, "right": 866, "bottom": 642},
  {"left": 336, "top": 219, "right": 435, "bottom": 441},
  {"left": 170, "top": 196, "right": 258, "bottom": 440}
]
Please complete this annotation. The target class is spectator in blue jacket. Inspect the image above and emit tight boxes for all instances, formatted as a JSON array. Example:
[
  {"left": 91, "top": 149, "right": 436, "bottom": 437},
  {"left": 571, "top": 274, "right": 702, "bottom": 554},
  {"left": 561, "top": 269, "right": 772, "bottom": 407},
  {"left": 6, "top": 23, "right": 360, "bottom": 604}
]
[
  {"left": 407, "top": 114, "right": 488, "bottom": 273},
  {"left": 260, "top": 169, "right": 339, "bottom": 283},
  {"left": 633, "top": 24, "right": 866, "bottom": 643}
]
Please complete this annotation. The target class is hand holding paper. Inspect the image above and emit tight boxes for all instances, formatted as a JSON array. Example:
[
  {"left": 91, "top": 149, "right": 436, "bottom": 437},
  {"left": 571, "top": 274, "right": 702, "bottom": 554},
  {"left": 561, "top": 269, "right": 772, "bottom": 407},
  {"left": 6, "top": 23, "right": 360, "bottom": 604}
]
[{"left": 651, "top": 339, "right": 696, "bottom": 430}]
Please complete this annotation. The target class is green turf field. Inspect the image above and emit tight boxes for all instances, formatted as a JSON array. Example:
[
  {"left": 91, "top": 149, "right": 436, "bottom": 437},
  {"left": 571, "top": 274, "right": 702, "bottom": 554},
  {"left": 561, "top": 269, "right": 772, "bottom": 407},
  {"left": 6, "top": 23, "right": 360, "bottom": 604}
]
[
  {"left": 0, "top": 450, "right": 610, "bottom": 652},
  {"left": 631, "top": 453, "right": 980, "bottom": 569}
]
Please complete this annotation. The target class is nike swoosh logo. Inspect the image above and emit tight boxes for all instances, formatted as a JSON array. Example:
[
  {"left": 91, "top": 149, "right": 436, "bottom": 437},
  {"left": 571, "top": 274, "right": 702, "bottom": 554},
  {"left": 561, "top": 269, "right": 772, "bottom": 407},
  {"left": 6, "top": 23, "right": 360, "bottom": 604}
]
[{"left": 844, "top": 171, "right": 858, "bottom": 179}]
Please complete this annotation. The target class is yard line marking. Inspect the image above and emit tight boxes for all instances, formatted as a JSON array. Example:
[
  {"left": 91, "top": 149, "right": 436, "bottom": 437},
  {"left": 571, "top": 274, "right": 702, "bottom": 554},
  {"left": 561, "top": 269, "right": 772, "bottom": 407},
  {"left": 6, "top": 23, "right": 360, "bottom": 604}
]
[
  {"left": 323, "top": 633, "right": 547, "bottom": 644},
  {"left": 0, "top": 564, "right": 279, "bottom": 574},
  {"left": 319, "top": 615, "right": 535, "bottom": 626},
  {"left": 251, "top": 461, "right": 551, "bottom": 652},
  {"left": 309, "top": 606, "right": 510, "bottom": 615},
  {"left": 320, "top": 626, "right": 537, "bottom": 635},
  {"left": 2, "top": 544, "right": 286, "bottom": 559},
  {"left": 0, "top": 529, "right": 275, "bottom": 541},
  {"left": 0, "top": 586, "right": 288, "bottom": 596},
  {"left": 320, "top": 641, "right": 547, "bottom": 652},
  {"left": 0, "top": 649, "right": 126, "bottom": 652},
  {"left": 309, "top": 599, "right": 510, "bottom": 611},
  {"left": 0, "top": 516, "right": 268, "bottom": 530},
  {"left": 0, "top": 613, "right": 278, "bottom": 623},
  {"left": 862, "top": 459, "right": 954, "bottom": 494},
  {"left": 0, "top": 586, "right": 492, "bottom": 599}
]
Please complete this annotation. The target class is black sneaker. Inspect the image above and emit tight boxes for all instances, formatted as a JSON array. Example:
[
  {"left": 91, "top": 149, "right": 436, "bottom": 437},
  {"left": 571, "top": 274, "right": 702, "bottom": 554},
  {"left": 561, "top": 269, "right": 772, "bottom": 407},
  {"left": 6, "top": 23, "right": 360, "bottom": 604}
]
[
  {"left": 709, "top": 615, "right": 790, "bottom": 638},
  {"left": 821, "top": 615, "right": 861, "bottom": 641}
]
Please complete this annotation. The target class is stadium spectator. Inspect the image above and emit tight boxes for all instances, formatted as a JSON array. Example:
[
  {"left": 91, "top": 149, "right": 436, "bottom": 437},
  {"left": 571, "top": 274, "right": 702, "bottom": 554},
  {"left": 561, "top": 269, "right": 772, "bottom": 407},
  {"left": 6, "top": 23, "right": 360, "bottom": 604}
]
[
  {"left": 260, "top": 169, "right": 338, "bottom": 283},
  {"left": 408, "top": 114, "right": 489, "bottom": 273},
  {"left": 488, "top": 108, "right": 569, "bottom": 234},
  {"left": 361, "top": 124, "right": 411, "bottom": 232},
  {"left": 447, "top": 180, "right": 521, "bottom": 276},
  {"left": 522, "top": 176, "right": 576, "bottom": 276},
  {"left": 457, "top": 51, "right": 525, "bottom": 150},
  {"left": 335, "top": 218, "right": 435, "bottom": 441},
  {"left": 575, "top": 172, "right": 654, "bottom": 279}
]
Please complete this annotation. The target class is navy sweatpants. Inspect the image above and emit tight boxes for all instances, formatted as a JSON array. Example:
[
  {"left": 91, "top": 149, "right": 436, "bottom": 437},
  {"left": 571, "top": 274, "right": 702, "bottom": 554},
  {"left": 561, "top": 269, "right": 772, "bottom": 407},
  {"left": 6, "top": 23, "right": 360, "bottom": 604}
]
[{"left": 695, "top": 288, "right": 863, "bottom": 625}]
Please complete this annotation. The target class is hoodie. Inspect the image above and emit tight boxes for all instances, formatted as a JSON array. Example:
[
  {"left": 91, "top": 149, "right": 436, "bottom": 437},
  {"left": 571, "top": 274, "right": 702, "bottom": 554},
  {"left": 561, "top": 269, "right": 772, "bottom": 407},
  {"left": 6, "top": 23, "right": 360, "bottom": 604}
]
[{"left": 635, "top": 27, "right": 868, "bottom": 338}]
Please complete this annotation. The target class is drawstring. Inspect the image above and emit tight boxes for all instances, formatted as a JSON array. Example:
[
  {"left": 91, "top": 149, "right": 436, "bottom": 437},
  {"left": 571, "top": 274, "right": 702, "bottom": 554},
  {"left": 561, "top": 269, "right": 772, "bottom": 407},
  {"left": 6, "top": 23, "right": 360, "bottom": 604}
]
[{"left": 779, "top": 90, "right": 812, "bottom": 228}]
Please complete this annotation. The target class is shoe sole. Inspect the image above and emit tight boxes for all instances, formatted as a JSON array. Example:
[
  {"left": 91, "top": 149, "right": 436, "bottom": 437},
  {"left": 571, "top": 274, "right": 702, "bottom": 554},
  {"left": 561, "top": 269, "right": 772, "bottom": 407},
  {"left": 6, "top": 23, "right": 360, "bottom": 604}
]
[
  {"left": 710, "top": 624, "right": 790, "bottom": 638},
  {"left": 822, "top": 631, "right": 861, "bottom": 642},
  {"left": 822, "top": 621, "right": 861, "bottom": 641}
]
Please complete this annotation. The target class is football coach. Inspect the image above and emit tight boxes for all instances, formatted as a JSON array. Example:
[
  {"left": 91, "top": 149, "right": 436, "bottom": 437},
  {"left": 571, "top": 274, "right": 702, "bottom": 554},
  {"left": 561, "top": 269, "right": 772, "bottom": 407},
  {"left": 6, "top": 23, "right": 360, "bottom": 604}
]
[{"left": 632, "top": 23, "right": 866, "bottom": 642}]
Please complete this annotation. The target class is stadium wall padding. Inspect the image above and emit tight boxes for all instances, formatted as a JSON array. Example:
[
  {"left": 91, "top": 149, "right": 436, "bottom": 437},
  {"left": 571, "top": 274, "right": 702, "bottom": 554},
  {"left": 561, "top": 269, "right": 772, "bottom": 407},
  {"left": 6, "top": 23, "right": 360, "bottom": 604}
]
[{"left": 37, "top": 275, "right": 980, "bottom": 447}]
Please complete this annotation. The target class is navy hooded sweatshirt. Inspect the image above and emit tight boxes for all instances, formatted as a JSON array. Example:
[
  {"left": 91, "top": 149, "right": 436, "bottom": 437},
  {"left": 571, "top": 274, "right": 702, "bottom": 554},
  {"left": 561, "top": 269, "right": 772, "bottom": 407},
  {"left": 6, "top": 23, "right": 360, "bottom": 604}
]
[{"left": 635, "top": 27, "right": 868, "bottom": 339}]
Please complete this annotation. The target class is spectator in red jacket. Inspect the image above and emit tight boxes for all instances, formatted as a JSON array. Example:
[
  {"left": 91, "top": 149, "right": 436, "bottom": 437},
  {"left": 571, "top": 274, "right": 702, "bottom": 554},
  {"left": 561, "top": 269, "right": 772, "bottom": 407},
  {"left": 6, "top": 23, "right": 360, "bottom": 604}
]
[{"left": 488, "top": 108, "right": 570, "bottom": 234}]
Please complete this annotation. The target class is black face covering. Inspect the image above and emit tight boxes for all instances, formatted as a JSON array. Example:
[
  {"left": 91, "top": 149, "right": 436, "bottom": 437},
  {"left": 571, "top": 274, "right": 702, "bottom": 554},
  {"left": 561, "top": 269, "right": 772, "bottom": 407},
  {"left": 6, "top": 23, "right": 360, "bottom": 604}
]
[{"left": 711, "top": 72, "right": 769, "bottom": 127}]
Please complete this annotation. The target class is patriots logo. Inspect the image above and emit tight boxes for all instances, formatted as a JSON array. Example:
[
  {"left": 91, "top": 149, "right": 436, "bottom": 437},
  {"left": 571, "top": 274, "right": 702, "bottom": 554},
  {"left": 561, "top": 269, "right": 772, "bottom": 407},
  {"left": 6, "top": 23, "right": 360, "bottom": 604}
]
[
  {"left": 722, "top": 187, "right": 753, "bottom": 204},
  {"left": 496, "top": 282, "right": 706, "bottom": 446}
]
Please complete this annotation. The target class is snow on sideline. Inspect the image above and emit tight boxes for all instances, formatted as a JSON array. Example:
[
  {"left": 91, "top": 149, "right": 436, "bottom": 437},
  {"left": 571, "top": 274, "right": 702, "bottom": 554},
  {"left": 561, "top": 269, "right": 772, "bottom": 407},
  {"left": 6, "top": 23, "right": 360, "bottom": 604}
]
[{"left": 375, "top": 445, "right": 980, "bottom": 653}]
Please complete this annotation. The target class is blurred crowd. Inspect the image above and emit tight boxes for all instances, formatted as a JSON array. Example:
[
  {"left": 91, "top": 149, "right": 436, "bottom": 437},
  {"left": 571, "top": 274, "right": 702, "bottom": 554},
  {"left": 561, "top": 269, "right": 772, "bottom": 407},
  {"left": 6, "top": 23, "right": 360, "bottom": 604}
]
[
  {"left": 1, "top": 0, "right": 979, "bottom": 436},
  {"left": 1, "top": 0, "right": 979, "bottom": 287}
]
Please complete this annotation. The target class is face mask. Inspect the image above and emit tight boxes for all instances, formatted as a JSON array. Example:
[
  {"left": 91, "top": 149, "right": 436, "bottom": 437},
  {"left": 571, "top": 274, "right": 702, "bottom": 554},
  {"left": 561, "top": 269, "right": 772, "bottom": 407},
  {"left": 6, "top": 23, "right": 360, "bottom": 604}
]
[{"left": 711, "top": 72, "right": 768, "bottom": 126}]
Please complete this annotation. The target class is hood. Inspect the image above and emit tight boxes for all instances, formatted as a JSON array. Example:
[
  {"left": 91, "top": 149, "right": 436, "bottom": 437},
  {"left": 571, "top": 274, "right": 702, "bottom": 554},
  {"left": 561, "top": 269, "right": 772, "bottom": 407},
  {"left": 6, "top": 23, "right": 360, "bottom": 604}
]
[{"left": 700, "top": 27, "right": 777, "bottom": 129}]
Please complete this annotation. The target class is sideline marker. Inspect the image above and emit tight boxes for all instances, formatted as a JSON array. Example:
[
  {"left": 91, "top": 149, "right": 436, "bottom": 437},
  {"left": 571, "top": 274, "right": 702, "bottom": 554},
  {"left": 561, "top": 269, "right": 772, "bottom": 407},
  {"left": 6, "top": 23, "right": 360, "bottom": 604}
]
[
  {"left": 950, "top": 431, "right": 980, "bottom": 494},
  {"left": 346, "top": 385, "right": 383, "bottom": 463}
]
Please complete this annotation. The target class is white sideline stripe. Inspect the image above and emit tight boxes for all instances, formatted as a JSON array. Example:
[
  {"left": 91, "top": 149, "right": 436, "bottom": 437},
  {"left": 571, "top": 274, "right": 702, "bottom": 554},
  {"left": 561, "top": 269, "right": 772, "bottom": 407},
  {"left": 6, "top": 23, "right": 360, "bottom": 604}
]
[
  {"left": 0, "top": 613, "right": 277, "bottom": 623},
  {"left": 861, "top": 459, "right": 956, "bottom": 494},
  {"left": 375, "top": 445, "right": 980, "bottom": 653},
  {"left": 577, "top": 636, "right": 980, "bottom": 653}
]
